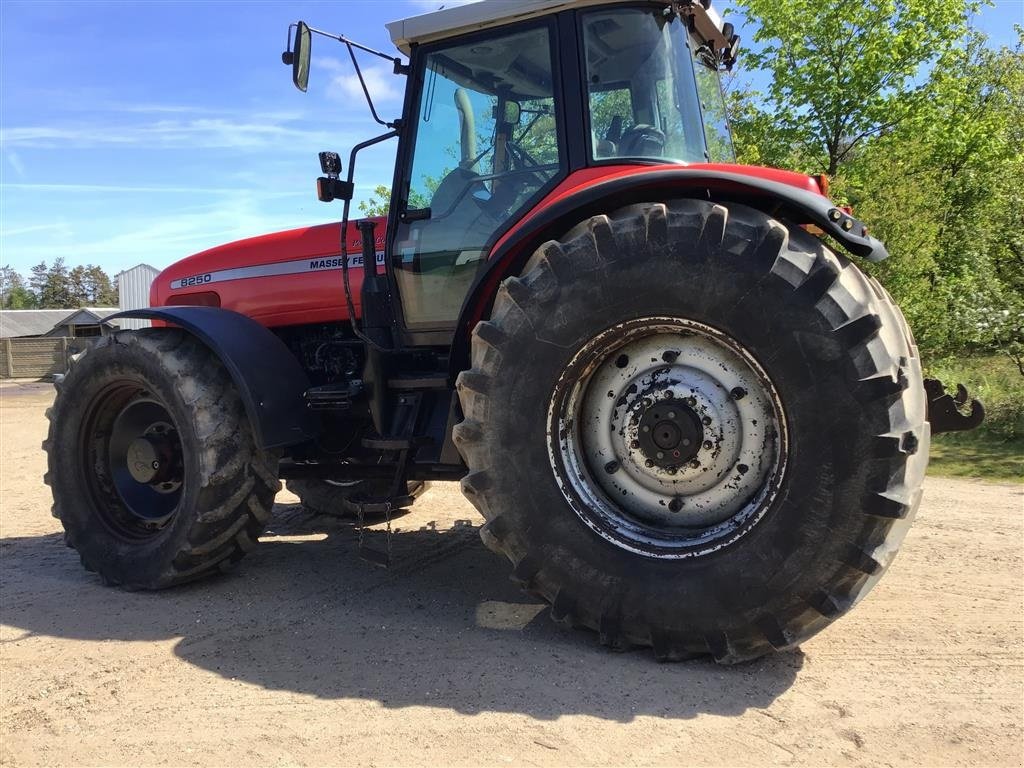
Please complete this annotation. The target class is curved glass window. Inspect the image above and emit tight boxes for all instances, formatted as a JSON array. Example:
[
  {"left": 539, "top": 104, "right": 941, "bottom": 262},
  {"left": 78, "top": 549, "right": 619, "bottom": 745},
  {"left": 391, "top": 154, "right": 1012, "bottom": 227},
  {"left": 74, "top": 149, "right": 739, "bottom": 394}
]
[
  {"left": 394, "top": 24, "right": 563, "bottom": 329},
  {"left": 583, "top": 7, "right": 735, "bottom": 164}
]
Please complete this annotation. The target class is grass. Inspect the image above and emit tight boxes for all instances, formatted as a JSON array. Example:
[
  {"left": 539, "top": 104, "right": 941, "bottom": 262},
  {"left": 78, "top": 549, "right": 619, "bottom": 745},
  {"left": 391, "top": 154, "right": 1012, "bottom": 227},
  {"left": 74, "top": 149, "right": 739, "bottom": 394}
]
[
  {"left": 923, "top": 354, "right": 1023, "bottom": 482},
  {"left": 928, "top": 431, "right": 1023, "bottom": 482}
]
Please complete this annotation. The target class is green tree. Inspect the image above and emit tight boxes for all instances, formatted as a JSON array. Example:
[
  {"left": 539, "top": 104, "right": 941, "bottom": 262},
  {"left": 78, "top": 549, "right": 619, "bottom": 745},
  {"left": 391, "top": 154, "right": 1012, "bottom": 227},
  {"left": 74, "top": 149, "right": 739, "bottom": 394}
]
[
  {"left": 0, "top": 266, "right": 37, "bottom": 309},
  {"left": 358, "top": 184, "right": 393, "bottom": 217},
  {"left": 842, "top": 31, "right": 1024, "bottom": 362},
  {"left": 28, "top": 259, "right": 76, "bottom": 309},
  {"left": 730, "top": 0, "right": 982, "bottom": 175},
  {"left": 68, "top": 264, "right": 118, "bottom": 306}
]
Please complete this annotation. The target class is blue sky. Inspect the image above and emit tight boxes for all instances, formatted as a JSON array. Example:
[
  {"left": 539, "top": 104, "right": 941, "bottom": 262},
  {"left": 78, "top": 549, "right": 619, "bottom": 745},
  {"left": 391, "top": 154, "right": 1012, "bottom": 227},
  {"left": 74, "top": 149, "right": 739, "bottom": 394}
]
[{"left": 1, "top": 0, "right": 1021, "bottom": 277}]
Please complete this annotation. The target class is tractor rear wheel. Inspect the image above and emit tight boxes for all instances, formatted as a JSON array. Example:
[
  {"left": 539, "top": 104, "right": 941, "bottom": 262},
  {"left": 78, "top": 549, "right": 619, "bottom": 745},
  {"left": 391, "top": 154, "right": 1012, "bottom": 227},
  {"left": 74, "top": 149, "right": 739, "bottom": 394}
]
[
  {"left": 454, "top": 199, "right": 928, "bottom": 662},
  {"left": 285, "top": 478, "right": 425, "bottom": 519},
  {"left": 44, "top": 329, "right": 280, "bottom": 589}
]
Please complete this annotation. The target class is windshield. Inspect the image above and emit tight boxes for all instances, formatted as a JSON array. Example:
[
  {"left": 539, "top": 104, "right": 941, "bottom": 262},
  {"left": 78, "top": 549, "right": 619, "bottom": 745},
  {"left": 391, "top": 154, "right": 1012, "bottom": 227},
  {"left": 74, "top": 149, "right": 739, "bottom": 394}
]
[{"left": 582, "top": 7, "right": 735, "bottom": 164}]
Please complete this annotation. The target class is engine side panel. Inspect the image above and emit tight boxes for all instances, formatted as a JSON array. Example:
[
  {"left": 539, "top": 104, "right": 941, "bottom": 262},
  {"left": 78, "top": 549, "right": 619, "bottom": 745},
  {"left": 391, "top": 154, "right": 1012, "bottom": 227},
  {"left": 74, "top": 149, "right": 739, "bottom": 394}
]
[{"left": 150, "top": 217, "right": 386, "bottom": 328}]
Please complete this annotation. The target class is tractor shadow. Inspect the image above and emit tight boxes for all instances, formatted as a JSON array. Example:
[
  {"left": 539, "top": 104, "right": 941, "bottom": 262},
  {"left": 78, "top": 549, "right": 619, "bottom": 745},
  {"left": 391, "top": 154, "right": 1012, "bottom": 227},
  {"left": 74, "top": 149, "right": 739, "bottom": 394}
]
[{"left": 1, "top": 490, "right": 803, "bottom": 722}]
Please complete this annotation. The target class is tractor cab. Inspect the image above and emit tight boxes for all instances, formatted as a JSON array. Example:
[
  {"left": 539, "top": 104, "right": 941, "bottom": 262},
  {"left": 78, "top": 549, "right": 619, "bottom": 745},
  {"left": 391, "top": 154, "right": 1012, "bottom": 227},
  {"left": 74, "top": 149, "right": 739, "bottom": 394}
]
[{"left": 284, "top": 0, "right": 742, "bottom": 342}]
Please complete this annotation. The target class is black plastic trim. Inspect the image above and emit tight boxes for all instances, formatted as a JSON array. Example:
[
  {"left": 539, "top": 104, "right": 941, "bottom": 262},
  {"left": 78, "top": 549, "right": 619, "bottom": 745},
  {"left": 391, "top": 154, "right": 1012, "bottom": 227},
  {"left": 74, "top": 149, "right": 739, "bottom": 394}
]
[{"left": 107, "top": 307, "right": 317, "bottom": 450}]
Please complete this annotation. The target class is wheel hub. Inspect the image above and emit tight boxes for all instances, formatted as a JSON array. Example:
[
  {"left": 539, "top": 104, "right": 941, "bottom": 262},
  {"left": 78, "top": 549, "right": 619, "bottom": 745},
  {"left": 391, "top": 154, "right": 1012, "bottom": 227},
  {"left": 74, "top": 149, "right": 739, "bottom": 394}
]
[
  {"left": 636, "top": 401, "right": 702, "bottom": 468},
  {"left": 548, "top": 317, "right": 788, "bottom": 559},
  {"left": 126, "top": 432, "right": 178, "bottom": 485}
]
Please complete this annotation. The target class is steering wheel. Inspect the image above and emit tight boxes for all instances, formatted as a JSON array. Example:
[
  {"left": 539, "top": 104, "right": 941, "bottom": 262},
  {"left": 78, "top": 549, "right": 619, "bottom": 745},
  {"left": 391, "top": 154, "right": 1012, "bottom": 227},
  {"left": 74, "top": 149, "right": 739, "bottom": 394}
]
[
  {"left": 429, "top": 167, "right": 488, "bottom": 220},
  {"left": 618, "top": 125, "right": 666, "bottom": 158}
]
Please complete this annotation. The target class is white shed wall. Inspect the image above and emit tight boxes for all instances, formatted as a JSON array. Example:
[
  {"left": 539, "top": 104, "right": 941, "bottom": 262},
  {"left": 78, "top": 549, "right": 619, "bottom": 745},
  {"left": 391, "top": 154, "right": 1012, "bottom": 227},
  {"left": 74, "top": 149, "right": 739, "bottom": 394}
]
[{"left": 117, "top": 264, "right": 159, "bottom": 330}]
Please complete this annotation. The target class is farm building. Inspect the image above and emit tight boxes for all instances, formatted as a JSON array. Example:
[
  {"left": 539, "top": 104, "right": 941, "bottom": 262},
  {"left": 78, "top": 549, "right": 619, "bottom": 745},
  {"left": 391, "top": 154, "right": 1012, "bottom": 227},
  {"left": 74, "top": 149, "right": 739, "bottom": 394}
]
[
  {"left": 116, "top": 263, "right": 159, "bottom": 330},
  {"left": 0, "top": 308, "right": 122, "bottom": 339},
  {"left": 0, "top": 308, "right": 122, "bottom": 379}
]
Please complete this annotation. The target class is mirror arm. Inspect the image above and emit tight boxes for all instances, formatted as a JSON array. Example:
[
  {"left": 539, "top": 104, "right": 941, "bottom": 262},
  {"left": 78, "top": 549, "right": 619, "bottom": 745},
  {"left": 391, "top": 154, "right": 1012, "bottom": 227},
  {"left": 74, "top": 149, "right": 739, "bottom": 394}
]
[
  {"left": 346, "top": 43, "right": 398, "bottom": 129},
  {"left": 304, "top": 25, "right": 408, "bottom": 73},
  {"left": 337, "top": 129, "right": 401, "bottom": 354}
]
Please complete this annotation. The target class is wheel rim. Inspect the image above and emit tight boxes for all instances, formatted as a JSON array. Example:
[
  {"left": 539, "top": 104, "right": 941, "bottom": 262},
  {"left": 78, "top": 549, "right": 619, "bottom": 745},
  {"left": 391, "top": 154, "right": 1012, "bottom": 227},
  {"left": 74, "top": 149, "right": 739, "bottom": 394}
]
[
  {"left": 80, "top": 382, "right": 185, "bottom": 539},
  {"left": 548, "top": 317, "right": 788, "bottom": 559}
]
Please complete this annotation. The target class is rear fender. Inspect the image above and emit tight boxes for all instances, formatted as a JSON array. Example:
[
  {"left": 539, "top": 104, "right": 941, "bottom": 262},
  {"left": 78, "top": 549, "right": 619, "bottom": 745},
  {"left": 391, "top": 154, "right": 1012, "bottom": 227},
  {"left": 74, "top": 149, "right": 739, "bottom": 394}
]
[
  {"left": 450, "top": 169, "right": 889, "bottom": 378},
  {"left": 108, "top": 307, "right": 317, "bottom": 450}
]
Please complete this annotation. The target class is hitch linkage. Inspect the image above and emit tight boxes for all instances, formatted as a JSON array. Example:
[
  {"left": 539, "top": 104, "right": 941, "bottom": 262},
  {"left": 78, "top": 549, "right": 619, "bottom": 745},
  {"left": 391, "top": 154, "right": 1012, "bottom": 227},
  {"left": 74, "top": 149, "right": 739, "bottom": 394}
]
[{"left": 923, "top": 378, "right": 985, "bottom": 435}]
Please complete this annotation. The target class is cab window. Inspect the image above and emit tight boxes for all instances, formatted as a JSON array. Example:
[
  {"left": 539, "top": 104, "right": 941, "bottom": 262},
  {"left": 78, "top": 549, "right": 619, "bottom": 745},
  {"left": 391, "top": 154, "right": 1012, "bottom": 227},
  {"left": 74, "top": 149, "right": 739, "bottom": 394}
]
[{"left": 394, "top": 24, "right": 563, "bottom": 330}]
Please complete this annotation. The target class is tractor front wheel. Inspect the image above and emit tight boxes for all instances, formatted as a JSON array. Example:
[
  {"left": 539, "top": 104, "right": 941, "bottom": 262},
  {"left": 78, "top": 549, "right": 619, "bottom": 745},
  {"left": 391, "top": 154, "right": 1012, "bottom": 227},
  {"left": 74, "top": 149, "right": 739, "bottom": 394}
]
[
  {"left": 454, "top": 199, "right": 928, "bottom": 662},
  {"left": 44, "top": 329, "right": 280, "bottom": 589}
]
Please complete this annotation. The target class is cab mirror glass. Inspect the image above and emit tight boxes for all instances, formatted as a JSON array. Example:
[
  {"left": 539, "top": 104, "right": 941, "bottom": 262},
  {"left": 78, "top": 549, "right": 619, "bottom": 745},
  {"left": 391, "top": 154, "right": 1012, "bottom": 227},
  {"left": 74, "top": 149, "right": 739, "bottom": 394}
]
[
  {"left": 500, "top": 100, "right": 521, "bottom": 126},
  {"left": 293, "top": 22, "right": 311, "bottom": 92}
]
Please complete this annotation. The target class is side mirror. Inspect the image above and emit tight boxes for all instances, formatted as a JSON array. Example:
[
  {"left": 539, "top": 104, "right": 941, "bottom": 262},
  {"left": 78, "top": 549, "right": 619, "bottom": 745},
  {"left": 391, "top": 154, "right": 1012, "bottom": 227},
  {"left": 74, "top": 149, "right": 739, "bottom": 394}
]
[
  {"left": 497, "top": 100, "right": 521, "bottom": 127},
  {"left": 283, "top": 21, "right": 311, "bottom": 92}
]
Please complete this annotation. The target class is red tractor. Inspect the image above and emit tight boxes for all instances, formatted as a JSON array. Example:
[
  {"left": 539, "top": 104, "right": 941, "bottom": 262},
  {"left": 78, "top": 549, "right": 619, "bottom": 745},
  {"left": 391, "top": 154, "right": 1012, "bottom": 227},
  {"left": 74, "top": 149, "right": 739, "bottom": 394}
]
[{"left": 45, "top": 0, "right": 982, "bottom": 662}]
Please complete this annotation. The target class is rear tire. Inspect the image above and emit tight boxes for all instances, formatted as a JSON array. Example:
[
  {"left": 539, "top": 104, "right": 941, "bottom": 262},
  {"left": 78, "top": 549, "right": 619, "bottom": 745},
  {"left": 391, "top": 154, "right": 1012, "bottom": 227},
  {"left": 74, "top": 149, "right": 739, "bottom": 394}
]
[
  {"left": 454, "top": 200, "right": 928, "bottom": 662},
  {"left": 44, "top": 329, "right": 280, "bottom": 589}
]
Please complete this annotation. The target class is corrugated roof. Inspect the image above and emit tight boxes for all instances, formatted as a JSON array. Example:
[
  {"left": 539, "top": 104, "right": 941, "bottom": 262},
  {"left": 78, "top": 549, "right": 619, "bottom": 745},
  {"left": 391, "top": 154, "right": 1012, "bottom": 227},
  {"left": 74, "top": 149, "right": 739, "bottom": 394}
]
[
  {"left": 0, "top": 308, "right": 121, "bottom": 338},
  {"left": 55, "top": 308, "right": 121, "bottom": 327},
  {"left": 115, "top": 263, "right": 160, "bottom": 278}
]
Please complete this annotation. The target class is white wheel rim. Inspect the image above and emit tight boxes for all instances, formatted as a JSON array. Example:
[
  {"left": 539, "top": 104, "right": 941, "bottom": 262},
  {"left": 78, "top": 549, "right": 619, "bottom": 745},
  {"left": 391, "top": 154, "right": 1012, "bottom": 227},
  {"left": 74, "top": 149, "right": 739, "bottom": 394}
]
[{"left": 548, "top": 317, "right": 789, "bottom": 559}]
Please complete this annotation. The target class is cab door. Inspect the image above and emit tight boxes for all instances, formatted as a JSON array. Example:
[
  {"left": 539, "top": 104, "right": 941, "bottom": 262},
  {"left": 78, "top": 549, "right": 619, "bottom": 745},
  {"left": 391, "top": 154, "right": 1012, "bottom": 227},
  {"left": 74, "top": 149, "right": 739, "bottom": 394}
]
[{"left": 389, "top": 20, "right": 567, "bottom": 343}]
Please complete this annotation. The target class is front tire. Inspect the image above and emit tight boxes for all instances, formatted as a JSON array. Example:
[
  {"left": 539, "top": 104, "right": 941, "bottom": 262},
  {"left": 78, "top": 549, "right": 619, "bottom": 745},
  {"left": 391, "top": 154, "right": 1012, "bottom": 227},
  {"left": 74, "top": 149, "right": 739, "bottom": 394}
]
[
  {"left": 44, "top": 329, "right": 281, "bottom": 589},
  {"left": 454, "top": 200, "right": 928, "bottom": 662}
]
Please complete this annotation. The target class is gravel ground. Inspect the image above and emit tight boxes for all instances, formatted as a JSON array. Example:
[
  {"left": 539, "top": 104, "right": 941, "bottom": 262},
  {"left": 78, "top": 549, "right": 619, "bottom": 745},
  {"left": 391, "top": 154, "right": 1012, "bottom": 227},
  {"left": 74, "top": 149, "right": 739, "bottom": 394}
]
[{"left": 2, "top": 382, "right": 1022, "bottom": 767}]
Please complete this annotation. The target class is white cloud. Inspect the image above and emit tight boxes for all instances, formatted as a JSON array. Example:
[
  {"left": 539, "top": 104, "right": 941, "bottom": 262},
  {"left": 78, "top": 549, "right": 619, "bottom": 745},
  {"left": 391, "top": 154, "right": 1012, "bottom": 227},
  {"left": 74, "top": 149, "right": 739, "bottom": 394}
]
[
  {"left": 0, "top": 182, "right": 301, "bottom": 196},
  {"left": 0, "top": 117, "right": 353, "bottom": 151},
  {"left": 6, "top": 152, "right": 25, "bottom": 177},
  {"left": 0, "top": 222, "right": 69, "bottom": 239},
  {"left": 0, "top": 192, "right": 330, "bottom": 273},
  {"left": 317, "top": 58, "right": 404, "bottom": 106}
]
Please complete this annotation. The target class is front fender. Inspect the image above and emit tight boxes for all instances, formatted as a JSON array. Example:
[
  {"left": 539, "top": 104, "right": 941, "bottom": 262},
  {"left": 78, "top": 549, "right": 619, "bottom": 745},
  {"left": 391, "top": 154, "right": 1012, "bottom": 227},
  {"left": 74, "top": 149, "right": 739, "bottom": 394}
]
[
  {"left": 451, "top": 169, "right": 888, "bottom": 379},
  {"left": 108, "top": 307, "right": 317, "bottom": 450}
]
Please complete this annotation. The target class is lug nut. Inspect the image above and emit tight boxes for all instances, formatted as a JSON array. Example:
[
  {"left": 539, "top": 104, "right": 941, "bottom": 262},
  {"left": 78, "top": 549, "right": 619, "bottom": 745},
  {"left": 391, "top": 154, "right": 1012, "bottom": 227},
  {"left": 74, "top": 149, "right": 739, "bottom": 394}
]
[
  {"left": 730, "top": 386, "right": 748, "bottom": 400},
  {"left": 689, "top": 459, "right": 701, "bottom": 468},
  {"left": 151, "top": 461, "right": 160, "bottom": 470},
  {"left": 685, "top": 396, "right": 697, "bottom": 407},
  {"left": 703, "top": 440, "right": 713, "bottom": 450},
  {"left": 645, "top": 460, "right": 655, "bottom": 468},
  {"left": 702, "top": 416, "right": 712, "bottom": 426}
]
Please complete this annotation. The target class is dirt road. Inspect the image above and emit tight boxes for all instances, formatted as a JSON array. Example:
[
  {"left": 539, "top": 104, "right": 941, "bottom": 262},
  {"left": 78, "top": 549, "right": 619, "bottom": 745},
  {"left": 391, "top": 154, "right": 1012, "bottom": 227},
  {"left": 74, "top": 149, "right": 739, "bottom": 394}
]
[{"left": 2, "top": 383, "right": 1022, "bottom": 767}]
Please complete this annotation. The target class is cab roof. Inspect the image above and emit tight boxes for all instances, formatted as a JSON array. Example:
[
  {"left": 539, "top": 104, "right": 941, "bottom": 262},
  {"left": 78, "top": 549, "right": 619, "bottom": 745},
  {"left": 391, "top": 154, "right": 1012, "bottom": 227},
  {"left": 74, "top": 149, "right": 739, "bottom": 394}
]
[{"left": 386, "top": 0, "right": 725, "bottom": 55}]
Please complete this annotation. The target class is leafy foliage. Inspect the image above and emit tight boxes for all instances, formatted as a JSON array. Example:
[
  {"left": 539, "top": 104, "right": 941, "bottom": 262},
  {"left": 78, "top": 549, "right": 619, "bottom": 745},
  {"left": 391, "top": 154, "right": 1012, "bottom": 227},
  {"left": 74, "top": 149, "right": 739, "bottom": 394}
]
[
  {"left": 728, "top": 0, "right": 1022, "bottom": 379},
  {"left": 730, "top": 0, "right": 982, "bottom": 175},
  {"left": 2, "top": 261, "right": 118, "bottom": 309}
]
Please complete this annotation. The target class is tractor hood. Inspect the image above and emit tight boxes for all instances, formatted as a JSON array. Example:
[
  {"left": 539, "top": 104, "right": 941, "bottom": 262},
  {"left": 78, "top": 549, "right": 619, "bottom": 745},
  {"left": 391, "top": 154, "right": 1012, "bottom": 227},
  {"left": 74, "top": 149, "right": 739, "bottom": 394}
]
[{"left": 151, "top": 218, "right": 386, "bottom": 328}]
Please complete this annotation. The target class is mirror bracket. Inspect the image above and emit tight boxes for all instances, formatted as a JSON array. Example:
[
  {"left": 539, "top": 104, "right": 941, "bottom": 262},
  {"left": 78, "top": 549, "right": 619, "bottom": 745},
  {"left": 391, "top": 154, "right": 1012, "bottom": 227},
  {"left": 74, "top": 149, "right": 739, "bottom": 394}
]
[{"left": 317, "top": 177, "right": 354, "bottom": 203}]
